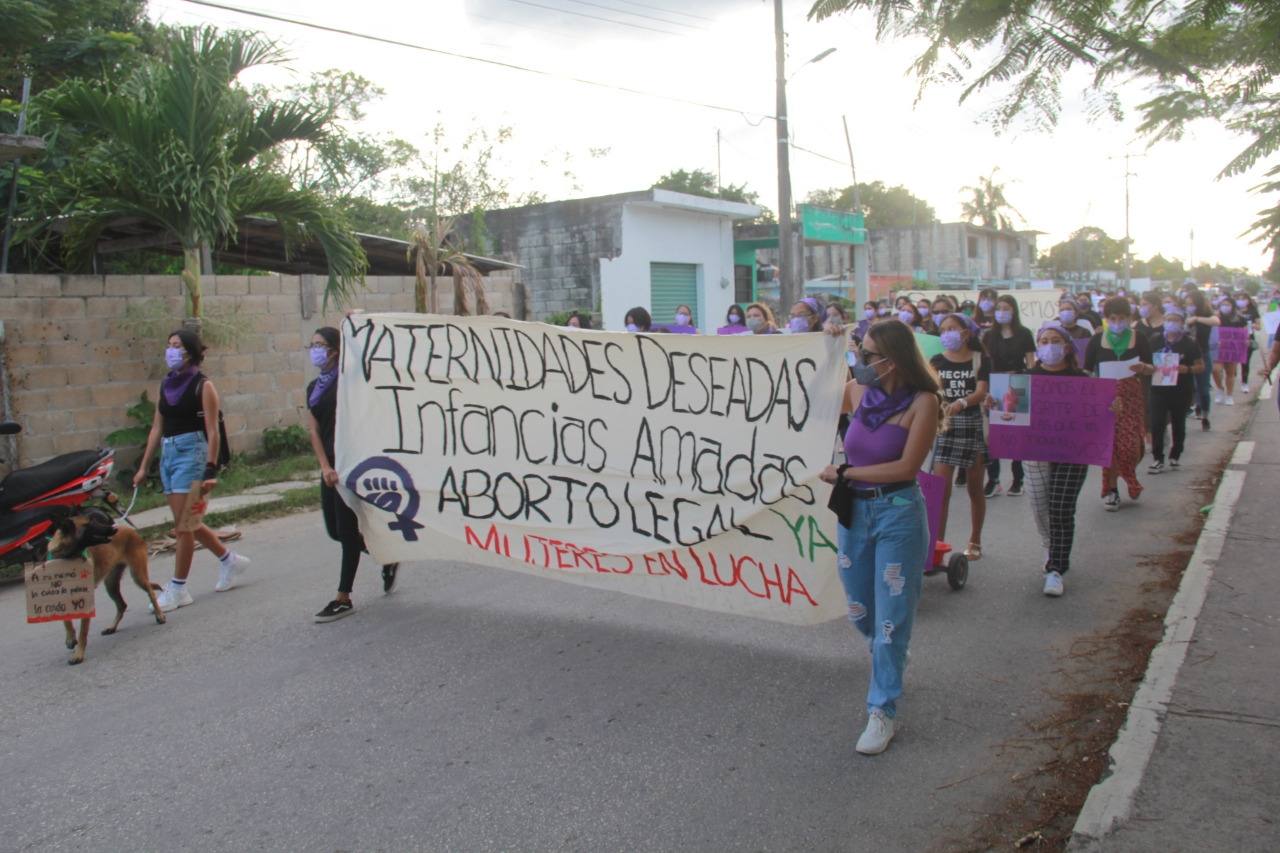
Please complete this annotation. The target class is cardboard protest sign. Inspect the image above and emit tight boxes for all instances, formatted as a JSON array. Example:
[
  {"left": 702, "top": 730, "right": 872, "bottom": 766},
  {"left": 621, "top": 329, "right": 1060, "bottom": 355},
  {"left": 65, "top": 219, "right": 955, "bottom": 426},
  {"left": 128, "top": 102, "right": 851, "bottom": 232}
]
[
  {"left": 337, "top": 315, "right": 850, "bottom": 624},
  {"left": 1152, "top": 352, "right": 1180, "bottom": 387},
  {"left": 1216, "top": 327, "right": 1250, "bottom": 364},
  {"left": 176, "top": 480, "right": 210, "bottom": 533},
  {"left": 987, "top": 375, "right": 1118, "bottom": 466},
  {"left": 26, "top": 558, "right": 95, "bottom": 623}
]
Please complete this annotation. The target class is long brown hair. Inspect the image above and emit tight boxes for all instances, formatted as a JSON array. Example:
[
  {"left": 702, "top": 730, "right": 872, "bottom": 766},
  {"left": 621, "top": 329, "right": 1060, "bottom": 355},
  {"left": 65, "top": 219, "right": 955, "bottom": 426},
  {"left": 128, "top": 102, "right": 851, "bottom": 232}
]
[{"left": 864, "top": 320, "right": 948, "bottom": 430}]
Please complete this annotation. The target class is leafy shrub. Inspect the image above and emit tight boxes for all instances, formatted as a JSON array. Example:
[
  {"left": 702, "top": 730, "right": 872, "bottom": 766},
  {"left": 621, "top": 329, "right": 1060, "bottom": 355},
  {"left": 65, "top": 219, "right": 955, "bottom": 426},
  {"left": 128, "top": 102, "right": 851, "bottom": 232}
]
[
  {"left": 106, "top": 391, "right": 157, "bottom": 484},
  {"left": 262, "top": 423, "right": 310, "bottom": 457},
  {"left": 544, "top": 309, "right": 593, "bottom": 327}
]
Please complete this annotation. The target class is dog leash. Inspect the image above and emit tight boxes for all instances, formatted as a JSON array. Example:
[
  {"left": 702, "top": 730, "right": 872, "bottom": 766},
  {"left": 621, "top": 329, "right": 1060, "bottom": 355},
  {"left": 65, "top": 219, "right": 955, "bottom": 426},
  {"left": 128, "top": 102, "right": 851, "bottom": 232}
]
[{"left": 116, "top": 487, "right": 139, "bottom": 528}]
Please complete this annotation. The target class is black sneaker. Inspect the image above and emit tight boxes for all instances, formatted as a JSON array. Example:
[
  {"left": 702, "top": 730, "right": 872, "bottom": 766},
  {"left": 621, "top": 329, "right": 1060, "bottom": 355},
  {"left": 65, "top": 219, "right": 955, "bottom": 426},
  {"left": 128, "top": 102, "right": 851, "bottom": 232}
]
[
  {"left": 315, "top": 600, "right": 354, "bottom": 623},
  {"left": 382, "top": 563, "right": 400, "bottom": 594},
  {"left": 956, "top": 469, "right": 967, "bottom": 486},
  {"left": 1007, "top": 480, "right": 1024, "bottom": 496},
  {"left": 983, "top": 479, "right": 1002, "bottom": 498},
  {"left": 1202, "top": 417, "right": 1211, "bottom": 432}
]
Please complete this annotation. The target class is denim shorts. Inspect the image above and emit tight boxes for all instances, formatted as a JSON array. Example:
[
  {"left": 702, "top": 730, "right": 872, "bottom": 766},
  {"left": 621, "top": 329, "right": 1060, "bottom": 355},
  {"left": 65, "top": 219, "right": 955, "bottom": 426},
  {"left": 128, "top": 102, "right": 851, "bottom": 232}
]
[{"left": 160, "top": 431, "right": 209, "bottom": 495}]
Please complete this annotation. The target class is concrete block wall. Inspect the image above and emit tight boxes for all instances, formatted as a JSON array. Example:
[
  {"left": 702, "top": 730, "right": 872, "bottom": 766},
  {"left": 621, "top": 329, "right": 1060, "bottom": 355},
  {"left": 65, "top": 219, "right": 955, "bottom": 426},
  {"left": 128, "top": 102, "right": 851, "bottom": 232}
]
[
  {"left": 461, "top": 192, "right": 645, "bottom": 320},
  {"left": 0, "top": 271, "right": 522, "bottom": 470}
]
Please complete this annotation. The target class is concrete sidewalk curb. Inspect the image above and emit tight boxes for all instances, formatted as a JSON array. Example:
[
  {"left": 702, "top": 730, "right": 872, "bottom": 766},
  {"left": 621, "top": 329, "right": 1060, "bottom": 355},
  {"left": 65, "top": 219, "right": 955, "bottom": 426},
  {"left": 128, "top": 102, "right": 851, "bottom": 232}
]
[{"left": 1067, "top": 457, "right": 1249, "bottom": 850}]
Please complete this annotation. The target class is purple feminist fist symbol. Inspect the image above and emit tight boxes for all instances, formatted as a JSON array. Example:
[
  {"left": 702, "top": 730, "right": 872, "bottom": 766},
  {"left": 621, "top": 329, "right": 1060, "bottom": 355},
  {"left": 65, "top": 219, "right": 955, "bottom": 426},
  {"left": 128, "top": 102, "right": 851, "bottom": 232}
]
[{"left": 345, "top": 457, "right": 425, "bottom": 542}]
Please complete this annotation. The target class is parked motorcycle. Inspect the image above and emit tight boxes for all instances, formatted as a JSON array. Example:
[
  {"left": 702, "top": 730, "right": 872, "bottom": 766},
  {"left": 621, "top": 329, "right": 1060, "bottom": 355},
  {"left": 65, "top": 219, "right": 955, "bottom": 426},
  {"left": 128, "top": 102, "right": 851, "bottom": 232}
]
[{"left": 0, "top": 422, "right": 119, "bottom": 568}]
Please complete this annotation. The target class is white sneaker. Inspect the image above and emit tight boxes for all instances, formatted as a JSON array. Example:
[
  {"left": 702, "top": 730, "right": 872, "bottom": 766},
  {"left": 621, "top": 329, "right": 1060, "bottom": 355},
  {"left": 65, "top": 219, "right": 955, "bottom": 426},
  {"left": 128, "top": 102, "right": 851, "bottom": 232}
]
[
  {"left": 215, "top": 551, "right": 251, "bottom": 592},
  {"left": 153, "top": 583, "right": 194, "bottom": 613},
  {"left": 1224, "top": 395, "right": 1234, "bottom": 406},
  {"left": 1242, "top": 384, "right": 1251, "bottom": 394},
  {"left": 1214, "top": 391, "right": 1224, "bottom": 404},
  {"left": 1043, "top": 570, "right": 1064, "bottom": 597},
  {"left": 856, "top": 709, "right": 895, "bottom": 755},
  {"left": 1103, "top": 490, "right": 1120, "bottom": 511}
]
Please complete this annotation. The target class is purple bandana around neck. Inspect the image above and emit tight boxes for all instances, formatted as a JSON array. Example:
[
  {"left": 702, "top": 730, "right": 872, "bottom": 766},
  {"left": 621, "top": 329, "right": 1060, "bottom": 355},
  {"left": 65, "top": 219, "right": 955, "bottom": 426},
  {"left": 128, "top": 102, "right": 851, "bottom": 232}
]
[
  {"left": 309, "top": 366, "right": 338, "bottom": 408},
  {"left": 852, "top": 385, "right": 916, "bottom": 432},
  {"left": 161, "top": 365, "right": 199, "bottom": 407}
]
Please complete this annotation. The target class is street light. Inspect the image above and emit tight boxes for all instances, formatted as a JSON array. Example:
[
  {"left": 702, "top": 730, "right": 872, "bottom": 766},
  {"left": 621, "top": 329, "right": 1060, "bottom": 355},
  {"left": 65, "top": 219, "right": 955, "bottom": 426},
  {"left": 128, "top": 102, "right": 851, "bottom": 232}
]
[
  {"left": 788, "top": 47, "right": 837, "bottom": 82},
  {"left": 774, "top": 0, "right": 836, "bottom": 310}
]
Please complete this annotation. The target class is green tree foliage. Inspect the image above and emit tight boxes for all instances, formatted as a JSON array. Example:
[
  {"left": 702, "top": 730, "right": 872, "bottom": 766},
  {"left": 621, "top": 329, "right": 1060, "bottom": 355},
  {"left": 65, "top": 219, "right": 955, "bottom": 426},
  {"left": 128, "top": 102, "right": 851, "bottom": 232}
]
[
  {"left": 807, "top": 0, "right": 1280, "bottom": 266},
  {"left": 27, "top": 26, "right": 367, "bottom": 315},
  {"left": 651, "top": 168, "right": 774, "bottom": 222},
  {"left": 804, "top": 181, "right": 936, "bottom": 227},
  {"left": 1143, "top": 253, "right": 1187, "bottom": 282},
  {"left": 959, "top": 168, "right": 1025, "bottom": 231},
  {"left": 1, "top": 0, "right": 156, "bottom": 103},
  {"left": 1040, "top": 226, "right": 1125, "bottom": 278}
]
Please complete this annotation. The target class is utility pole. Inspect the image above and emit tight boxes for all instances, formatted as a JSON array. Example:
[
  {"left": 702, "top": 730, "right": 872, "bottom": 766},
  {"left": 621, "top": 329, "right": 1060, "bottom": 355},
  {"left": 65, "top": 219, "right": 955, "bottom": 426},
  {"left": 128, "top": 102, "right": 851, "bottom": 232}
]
[
  {"left": 1109, "top": 151, "right": 1144, "bottom": 291},
  {"left": 774, "top": 0, "right": 796, "bottom": 310},
  {"left": 842, "top": 115, "right": 869, "bottom": 305},
  {"left": 1189, "top": 226, "right": 1195, "bottom": 273},
  {"left": 716, "top": 129, "right": 722, "bottom": 199}
]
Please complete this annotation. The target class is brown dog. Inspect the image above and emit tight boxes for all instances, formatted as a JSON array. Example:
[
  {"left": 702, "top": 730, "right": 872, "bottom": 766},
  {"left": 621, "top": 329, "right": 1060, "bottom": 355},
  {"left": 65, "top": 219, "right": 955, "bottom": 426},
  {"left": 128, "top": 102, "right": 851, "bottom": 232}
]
[{"left": 46, "top": 509, "right": 164, "bottom": 665}]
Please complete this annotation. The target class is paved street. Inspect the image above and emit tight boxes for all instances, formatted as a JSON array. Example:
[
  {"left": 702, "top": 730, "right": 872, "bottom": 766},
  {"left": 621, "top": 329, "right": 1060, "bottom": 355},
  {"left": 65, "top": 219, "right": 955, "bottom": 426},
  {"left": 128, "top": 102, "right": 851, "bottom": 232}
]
[{"left": 0, "top": 403, "right": 1249, "bottom": 853}]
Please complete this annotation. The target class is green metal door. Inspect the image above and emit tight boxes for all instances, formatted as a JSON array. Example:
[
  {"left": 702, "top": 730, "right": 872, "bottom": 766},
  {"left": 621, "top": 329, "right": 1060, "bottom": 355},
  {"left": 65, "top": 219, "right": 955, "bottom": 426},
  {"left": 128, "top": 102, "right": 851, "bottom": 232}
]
[{"left": 650, "top": 262, "right": 698, "bottom": 327}]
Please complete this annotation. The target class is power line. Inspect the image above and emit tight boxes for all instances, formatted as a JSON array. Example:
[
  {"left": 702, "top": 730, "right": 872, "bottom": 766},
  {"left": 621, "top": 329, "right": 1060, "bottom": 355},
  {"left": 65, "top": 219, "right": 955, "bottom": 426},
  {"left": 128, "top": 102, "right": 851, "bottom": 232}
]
[
  {"left": 499, "top": 0, "right": 683, "bottom": 36},
  {"left": 555, "top": 0, "right": 707, "bottom": 29},
  {"left": 179, "top": 0, "right": 772, "bottom": 119},
  {"left": 608, "top": 0, "right": 715, "bottom": 23},
  {"left": 466, "top": 10, "right": 592, "bottom": 43},
  {"left": 790, "top": 142, "right": 850, "bottom": 169}
]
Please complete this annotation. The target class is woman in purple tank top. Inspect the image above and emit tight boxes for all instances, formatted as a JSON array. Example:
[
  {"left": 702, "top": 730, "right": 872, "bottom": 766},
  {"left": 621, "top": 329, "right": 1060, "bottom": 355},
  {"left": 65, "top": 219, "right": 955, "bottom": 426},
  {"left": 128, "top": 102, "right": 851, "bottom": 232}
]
[{"left": 820, "top": 321, "right": 947, "bottom": 755}]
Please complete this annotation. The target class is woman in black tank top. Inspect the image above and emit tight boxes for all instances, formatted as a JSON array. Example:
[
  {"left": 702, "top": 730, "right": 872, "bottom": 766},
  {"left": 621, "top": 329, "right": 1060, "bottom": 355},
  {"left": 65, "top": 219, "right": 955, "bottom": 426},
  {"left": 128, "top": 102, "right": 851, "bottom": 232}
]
[{"left": 134, "top": 329, "right": 249, "bottom": 612}]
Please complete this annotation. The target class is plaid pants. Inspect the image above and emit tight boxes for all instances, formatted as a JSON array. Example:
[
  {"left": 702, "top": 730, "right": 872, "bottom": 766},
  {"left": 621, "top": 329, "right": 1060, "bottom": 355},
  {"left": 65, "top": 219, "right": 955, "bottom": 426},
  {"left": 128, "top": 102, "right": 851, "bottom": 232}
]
[{"left": 1023, "top": 460, "right": 1090, "bottom": 575}]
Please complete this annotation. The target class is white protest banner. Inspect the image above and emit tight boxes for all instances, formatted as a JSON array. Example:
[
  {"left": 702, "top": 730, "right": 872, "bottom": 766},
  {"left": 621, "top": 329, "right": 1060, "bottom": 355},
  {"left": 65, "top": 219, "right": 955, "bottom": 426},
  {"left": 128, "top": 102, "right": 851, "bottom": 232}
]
[
  {"left": 336, "top": 315, "right": 850, "bottom": 624},
  {"left": 892, "top": 289, "right": 1063, "bottom": 325}
]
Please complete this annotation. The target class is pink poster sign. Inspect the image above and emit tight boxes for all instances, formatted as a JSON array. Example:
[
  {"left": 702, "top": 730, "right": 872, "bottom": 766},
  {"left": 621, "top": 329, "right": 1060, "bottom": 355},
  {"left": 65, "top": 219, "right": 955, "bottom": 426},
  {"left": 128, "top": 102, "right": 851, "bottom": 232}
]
[
  {"left": 916, "top": 471, "right": 944, "bottom": 566},
  {"left": 988, "top": 375, "right": 1118, "bottom": 466},
  {"left": 1216, "top": 327, "right": 1249, "bottom": 364}
]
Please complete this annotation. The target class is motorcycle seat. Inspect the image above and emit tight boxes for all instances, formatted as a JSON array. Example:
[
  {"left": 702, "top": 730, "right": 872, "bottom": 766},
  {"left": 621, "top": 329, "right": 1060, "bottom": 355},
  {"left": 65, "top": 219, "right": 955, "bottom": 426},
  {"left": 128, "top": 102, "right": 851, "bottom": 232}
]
[{"left": 0, "top": 450, "right": 106, "bottom": 511}]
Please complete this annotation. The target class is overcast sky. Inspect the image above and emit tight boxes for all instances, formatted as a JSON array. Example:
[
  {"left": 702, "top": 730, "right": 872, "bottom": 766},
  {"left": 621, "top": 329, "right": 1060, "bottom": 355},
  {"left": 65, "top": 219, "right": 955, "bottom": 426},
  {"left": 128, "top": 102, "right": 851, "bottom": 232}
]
[{"left": 151, "top": 0, "right": 1268, "bottom": 273}]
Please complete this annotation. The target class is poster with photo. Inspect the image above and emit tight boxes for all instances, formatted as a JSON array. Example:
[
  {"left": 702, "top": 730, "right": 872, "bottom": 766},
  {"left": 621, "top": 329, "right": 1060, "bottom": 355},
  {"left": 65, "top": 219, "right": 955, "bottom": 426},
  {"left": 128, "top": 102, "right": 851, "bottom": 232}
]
[
  {"left": 1152, "top": 352, "right": 1181, "bottom": 387},
  {"left": 989, "top": 373, "right": 1032, "bottom": 427}
]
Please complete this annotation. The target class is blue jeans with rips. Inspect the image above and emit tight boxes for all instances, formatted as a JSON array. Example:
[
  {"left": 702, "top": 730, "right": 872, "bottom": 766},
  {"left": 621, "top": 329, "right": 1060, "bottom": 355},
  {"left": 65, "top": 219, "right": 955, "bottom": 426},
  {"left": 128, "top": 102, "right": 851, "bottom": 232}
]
[{"left": 836, "top": 484, "right": 930, "bottom": 719}]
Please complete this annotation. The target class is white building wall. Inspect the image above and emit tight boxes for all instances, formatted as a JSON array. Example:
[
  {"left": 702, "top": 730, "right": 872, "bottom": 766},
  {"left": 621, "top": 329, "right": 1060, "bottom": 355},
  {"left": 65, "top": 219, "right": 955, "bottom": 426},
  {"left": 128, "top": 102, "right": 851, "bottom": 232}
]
[{"left": 599, "top": 203, "right": 738, "bottom": 332}]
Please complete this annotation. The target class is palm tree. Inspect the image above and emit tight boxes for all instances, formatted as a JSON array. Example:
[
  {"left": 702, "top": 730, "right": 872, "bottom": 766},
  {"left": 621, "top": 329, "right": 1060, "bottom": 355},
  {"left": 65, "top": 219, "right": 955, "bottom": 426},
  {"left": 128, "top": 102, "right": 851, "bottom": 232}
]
[
  {"left": 43, "top": 26, "right": 365, "bottom": 320},
  {"left": 407, "top": 216, "right": 488, "bottom": 316},
  {"left": 960, "top": 168, "right": 1025, "bottom": 231}
]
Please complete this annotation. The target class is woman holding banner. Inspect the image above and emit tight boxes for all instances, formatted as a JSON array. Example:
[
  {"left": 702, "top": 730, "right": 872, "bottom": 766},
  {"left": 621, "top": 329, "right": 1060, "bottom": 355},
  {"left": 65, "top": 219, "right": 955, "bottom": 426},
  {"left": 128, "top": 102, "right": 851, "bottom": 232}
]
[
  {"left": 1084, "top": 298, "right": 1155, "bottom": 511},
  {"left": 745, "top": 302, "right": 778, "bottom": 335},
  {"left": 308, "top": 327, "right": 400, "bottom": 622},
  {"left": 929, "top": 315, "right": 991, "bottom": 560},
  {"left": 821, "top": 320, "right": 944, "bottom": 755},
  {"left": 788, "top": 297, "right": 826, "bottom": 334},
  {"left": 1021, "top": 322, "right": 1092, "bottom": 596},
  {"left": 982, "top": 296, "right": 1036, "bottom": 497},
  {"left": 1211, "top": 299, "right": 1249, "bottom": 406},
  {"left": 1147, "top": 309, "right": 1204, "bottom": 474}
]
